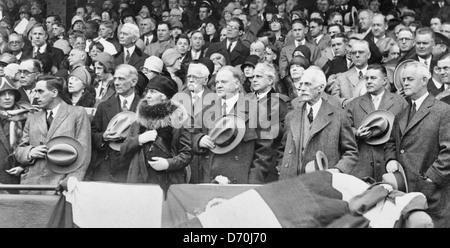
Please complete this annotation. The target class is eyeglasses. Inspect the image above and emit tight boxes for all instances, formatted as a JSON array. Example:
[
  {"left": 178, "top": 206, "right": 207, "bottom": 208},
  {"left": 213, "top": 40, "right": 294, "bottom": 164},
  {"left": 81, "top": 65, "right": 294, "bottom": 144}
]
[
  {"left": 187, "top": 75, "right": 206, "bottom": 80},
  {"left": 162, "top": 15, "right": 170, "bottom": 18},
  {"left": 17, "top": 70, "right": 37, "bottom": 76},
  {"left": 227, "top": 24, "right": 239, "bottom": 31},
  {"left": 9, "top": 41, "right": 21, "bottom": 44}
]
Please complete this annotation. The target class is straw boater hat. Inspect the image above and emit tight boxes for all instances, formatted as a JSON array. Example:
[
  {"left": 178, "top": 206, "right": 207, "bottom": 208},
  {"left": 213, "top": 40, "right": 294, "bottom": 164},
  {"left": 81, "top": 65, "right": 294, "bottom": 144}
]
[
  {"left": 46, "top": 136, "right": 85, "bottom": 174},
  {"left": 359, "top": 110, "right": 395, "bottom": 145},
  {"left": 208, "top": 114, "right": 246, "bottom": 154},
  {"left": 106, "top": 111, "right": 137, "bottom": 151},
  {"left": 382, "top": 164, "right": 408, "bottom": 193},
  {"left": 304, "top": 151, "right": 329, "bottom": 173}
]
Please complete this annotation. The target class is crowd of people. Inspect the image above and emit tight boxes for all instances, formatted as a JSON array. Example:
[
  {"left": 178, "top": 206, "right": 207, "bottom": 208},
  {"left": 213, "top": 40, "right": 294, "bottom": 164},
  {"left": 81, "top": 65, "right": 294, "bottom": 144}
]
[{"left": 0, "top": 0, "right": 449, "bottom": 227}]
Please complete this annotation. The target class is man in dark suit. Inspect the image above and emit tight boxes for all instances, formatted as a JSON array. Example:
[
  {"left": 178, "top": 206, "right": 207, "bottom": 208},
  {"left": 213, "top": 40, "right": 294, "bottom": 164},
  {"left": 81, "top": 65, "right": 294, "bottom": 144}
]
[
  {"left": 139, "top": 17, "right": 158, "bottom": 51},
  {"left": 346, "top": 64, "right": 408, "bottom": 181},
  {"left": 246, "top": 62, "right": 291, "bottom": 183},
  {"left": 205, "top": 17, "right": 250, "bottom": 67},
  {"left": 144, "top": 21, "right": 175, "bottom": 58},
  {"left": 22, "top": 24, "right": 65, "bottom": 70},
  {"left": 191, "top": 65, "right": 272, "bottom": 184},
  {"left": 385, "top": 61, "right": 450, "bottom": 228},
  {"left": 434, "top": 53, "right": 450, "bottom": 103},
  {"left": 114, "top": 23, "right": 149, "bottom": 69},
  {"left": 86, "top": 64, "right": 141, "bottom": 183},
  {"left": 277, "top": 66, "right": 359, "bottom": 180}
]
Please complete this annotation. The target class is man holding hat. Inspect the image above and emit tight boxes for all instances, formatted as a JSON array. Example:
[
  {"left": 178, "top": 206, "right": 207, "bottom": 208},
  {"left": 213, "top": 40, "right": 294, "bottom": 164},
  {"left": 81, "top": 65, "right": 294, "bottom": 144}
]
[
  {"left": 191, "top": 65, "right": 272, "bottom": 184},
  {"left": 86, "top": 64, "right": 141, "bottom": 183},
  {"left": 384, "top": 60, "right": 450, "bottom": 227},
  {"left": 122, "top": 74, "right": 192, "bottom": 191},
  {"left": 14, "top": 76, "right": 92, "bottom": 194},
  {"left": 92, "top": 52, "right": 116, "bottom": 107},
  {"left": 172, "top": 58, "right": 217, "bottom": 183},
  {"left": 345, "top": 64, "right": 407, "bottom": 181},
  {"left": 278, "top": 66, "right": 358, "bottom": 179}
]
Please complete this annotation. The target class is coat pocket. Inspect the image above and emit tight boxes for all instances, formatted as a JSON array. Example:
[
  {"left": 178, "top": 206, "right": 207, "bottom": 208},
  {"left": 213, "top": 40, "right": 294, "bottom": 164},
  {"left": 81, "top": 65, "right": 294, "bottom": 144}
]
[{"left": 416, "top": 177, "right": 441, "bottom": 213}]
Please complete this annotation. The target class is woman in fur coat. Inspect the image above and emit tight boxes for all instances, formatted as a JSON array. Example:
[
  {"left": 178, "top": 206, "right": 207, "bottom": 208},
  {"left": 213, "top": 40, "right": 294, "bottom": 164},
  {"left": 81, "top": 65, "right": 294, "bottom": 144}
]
[{"left": 121, "top": 75, "right": 192, "bottom": 192}]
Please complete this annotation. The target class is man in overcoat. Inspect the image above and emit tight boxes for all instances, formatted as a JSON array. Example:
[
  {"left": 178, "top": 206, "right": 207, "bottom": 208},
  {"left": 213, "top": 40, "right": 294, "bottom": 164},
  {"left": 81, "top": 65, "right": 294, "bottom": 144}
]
[
  {"left": 86, "top": 64, "right": 141, "bottom": 182},
  {"left": 277, "top": 66, "right": 359, "bottom": 180},
  {"left": 15, "top": 76, "right": 91, "bottom": 194},
  {"left": 384, "top": 61, "right": 450, "bottom": 228},
  {"left": 346, "top": 64, "right": 407, "bottom": 181},
  {"left": 191, "top": 66, "right": 272, "bottom": 184}
]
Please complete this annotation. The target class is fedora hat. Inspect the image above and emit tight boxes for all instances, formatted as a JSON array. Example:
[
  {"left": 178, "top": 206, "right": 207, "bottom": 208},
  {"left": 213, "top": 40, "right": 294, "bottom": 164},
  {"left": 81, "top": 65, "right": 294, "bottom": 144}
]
[
  {"left": 208, "top": 114, "right": 246, "bottom": 154},
  {"left": 382, "top": 165, "right": 408, "bottom": 193},
  {"left": 106, "top": 111, "right": 137, "bottom": 151},
  {"left": 359, "top": 110, "right": 395, "bottom": 145},
  {"left": 393, "top": 59, "right": 416, "bottom": 91},
  {"left": 304, "top": 151, "right": 329, "bottom": 173},
  {"left": 344, "top": 6, "right": 358, "bottom": 26},
  {"left": 46, "top": 136, "right": 85, "bottom": 174}
]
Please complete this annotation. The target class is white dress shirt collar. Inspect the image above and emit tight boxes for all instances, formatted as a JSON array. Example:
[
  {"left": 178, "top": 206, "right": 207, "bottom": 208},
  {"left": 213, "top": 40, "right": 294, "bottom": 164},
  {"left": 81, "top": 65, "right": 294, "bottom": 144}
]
[
  {"left": 306, "top": 97, "right": 322, "bottom": 121},
  {"left": 412, "top": 92, "right": 429, "bottom": 111},
  {"left": 119, "top": 93, "right": 135, "bottom": 110},
  {"left": 221, "top": 93, "right": 239, "bottom": 114}
]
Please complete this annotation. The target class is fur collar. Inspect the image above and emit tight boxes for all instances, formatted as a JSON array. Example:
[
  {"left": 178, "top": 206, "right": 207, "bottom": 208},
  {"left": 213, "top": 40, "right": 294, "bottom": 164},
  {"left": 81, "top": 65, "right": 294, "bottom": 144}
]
[{"left": 136, "top": 99, "right": 188, "bottom": 130}]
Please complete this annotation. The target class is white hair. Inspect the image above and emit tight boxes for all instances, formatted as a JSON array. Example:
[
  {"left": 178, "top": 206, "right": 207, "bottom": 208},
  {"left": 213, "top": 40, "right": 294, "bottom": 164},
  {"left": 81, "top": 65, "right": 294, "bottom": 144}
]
[
  {"left": 403, "top": 61, "right": 431, "bottom": 81},
  {"left": 121, "top": 23, "right": 140, "bottom": 39}
]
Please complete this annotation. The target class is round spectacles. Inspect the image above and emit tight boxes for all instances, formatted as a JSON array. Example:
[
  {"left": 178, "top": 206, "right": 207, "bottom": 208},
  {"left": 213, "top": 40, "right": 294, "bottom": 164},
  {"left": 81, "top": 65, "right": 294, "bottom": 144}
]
[
  {"left": 17, "top": 70, "right": 37, "bottom": 77},
  {"left": 227, "top": 25, "right": 239, "bottom": 31}
]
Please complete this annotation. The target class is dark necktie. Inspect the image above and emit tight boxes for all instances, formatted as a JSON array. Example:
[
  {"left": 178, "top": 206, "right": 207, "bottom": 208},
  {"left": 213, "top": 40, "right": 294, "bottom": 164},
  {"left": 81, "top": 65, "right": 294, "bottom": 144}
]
[
  {"left": 408, "top": 102, "right": 416, "bottom": 124},
  {"left": 307, "top": 107, "right": 314, "bottom": 124},
  {"left": 358, "top": 71, "right": 364, "bottom": 80},
  {"left": 125, "top": 50, "right": 131, "bottom": 64},
  {"left": 227, "top": 42, "right": 232, "bottom": 53},
  {"left": 47, "top": 111, "right": 53, "bottom": 129},
  {"left": 146, "top": 37, "right": 150, "bottom": 46},
  {"left": 122, "top": 99, "right": 129, "bottom": 111},
  {"left": 222, "top": 102, "right": 227, "bottom": 116}
]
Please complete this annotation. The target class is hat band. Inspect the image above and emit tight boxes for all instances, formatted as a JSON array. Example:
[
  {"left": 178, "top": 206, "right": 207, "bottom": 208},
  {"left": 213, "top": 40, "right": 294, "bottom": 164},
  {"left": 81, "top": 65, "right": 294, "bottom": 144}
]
[
  {"left": 216, "top": 128, "right": 238, "bottom": 148},
  {"left": 369, "top": 121, "right": 390, "bottom": 138}
]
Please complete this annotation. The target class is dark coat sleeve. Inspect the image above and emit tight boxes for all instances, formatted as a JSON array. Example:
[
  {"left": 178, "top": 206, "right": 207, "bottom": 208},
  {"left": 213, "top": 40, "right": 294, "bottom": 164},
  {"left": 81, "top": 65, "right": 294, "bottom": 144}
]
[
  {"left": 166, "top": 127, "right": 193, "bottom": 172},
  {"left": 91, "top": 102, "right": 107, "bottom": 150}
]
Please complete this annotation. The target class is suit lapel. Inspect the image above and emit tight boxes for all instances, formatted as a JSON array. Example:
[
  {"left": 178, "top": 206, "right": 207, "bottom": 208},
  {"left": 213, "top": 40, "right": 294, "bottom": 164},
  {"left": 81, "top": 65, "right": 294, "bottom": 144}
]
[
  {"left": 36, "top": 110, "right": 48, "bottom": 137},
  {"left": 378, "top": 92, "right": 394, "bottom": 111},
  {"left": 404, "top": 95, "right": 433, "bottom": 134},
  {"left": 106, "top": 96, "right": 121, "bottom": 122},
  {"left": 346, "top": 68, "right": 359, "bottom": 86},
  {"left": 48, "top": 102, "right": 70, "bottom": 138},
  {"left": 307, "top": 102, "right": 332, "bottom": 144},
  {"left": 359, "top": 93, "right": 374, "bottom": 114},
  {"left": 290, "top": 103, "right": 304, "bottom": 151}
]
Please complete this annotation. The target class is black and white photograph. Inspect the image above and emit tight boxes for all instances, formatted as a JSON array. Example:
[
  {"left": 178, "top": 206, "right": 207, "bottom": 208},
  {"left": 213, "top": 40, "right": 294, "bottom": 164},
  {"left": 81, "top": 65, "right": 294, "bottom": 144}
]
[{"left": 0, "top": 0, "right": 449, "bottom": 232}]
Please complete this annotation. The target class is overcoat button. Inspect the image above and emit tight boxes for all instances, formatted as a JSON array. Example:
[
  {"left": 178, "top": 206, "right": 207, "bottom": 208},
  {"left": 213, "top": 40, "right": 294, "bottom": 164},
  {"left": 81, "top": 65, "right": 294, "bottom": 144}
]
[{"left": 235, "top": 156, "right": 238, "bottom": 161}]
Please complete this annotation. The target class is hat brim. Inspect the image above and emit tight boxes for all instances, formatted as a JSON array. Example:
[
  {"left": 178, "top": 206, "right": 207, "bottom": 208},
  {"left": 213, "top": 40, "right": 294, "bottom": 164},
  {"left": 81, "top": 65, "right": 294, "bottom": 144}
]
[
  {"left": 359, "top": 110, "right": 395, "bottom": 145},
  {"left": 397, "top": 165, "right": 408, "bottom": 193},
  {"left": 46, "top": 136, "right": 85, "bottom": 174},
  {"left": 209, "top": 114, "right": 246, "bottom": 154},
  {"left": 107, "top": 111, "right": 137, "bottom": 151},
  {"left": 394, "top": 59, "right": 416, "bottom": 91},
  {"left": 304, "top": 151, "right": 329, "bottom": 173}
]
